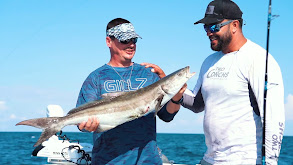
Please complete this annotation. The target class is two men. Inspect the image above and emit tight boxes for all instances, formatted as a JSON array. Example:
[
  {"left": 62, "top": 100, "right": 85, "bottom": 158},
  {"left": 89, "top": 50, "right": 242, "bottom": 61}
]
[{"left": 76, "top": 0, "right": 285, "bottom": 164}]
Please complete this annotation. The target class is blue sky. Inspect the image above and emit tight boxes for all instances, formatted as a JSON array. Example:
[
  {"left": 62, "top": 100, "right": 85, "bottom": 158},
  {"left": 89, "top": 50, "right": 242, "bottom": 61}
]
[{"left": 1, "top": 0, "right": 293, "bottom": 136}]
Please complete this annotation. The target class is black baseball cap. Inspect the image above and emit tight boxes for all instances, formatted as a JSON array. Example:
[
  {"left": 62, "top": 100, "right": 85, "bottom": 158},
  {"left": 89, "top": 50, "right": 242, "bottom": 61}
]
[{"left": 194, "top": 0, "right": 243, "bottom": 25}]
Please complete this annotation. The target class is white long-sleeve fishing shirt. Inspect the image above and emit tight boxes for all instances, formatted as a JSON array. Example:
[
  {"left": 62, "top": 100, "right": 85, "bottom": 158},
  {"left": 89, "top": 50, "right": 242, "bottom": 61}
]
[{"left": 182, "top": 39, "right": 285, "bottom": 165}]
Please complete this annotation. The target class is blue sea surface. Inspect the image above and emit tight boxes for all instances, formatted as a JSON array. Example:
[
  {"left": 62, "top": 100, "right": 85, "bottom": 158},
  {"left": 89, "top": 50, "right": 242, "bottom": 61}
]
[{"left": 0, "top": 132, "right": 292, "bottom": 165}]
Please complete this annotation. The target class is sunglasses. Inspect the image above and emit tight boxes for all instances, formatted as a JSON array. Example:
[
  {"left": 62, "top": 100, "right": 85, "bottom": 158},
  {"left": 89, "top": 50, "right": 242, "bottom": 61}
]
[
  {"left": 204, "top": 20, "right": 233, "bottom": 33},
  {"left": 120, "top": 38, "right": 138, "bottom": 44}
]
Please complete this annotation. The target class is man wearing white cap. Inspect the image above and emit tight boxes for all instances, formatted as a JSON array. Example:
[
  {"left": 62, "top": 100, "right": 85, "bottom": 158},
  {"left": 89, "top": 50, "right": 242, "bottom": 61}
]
[{"left": 76, "top": 18, "right": 185, "bottom": 165}]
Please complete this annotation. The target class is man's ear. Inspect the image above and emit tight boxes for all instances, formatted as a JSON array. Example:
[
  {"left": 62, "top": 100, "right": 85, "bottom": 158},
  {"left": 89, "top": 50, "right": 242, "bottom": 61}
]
[
  {"left": 231, "top": 20, "right": 238, "bottom": 33},
  {"left": 106, "top": 36, "right": 112, "bottom": 47}
]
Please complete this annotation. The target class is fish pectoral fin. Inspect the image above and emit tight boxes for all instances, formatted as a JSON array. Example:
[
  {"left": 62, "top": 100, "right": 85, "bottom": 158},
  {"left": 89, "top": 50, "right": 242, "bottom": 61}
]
[
  {"left": 96, "top": 125, "right": 116, "bottom": 133},
  {"left": 161, "top": 85, "right": 170, "bottom": 94},
  {"left": 155, "top": 94, "right": 164, "bottom": 116}
]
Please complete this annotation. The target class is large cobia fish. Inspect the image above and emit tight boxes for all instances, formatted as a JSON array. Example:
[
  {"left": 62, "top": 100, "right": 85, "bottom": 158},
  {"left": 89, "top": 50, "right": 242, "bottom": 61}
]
[{"left": 16, "top": 66, "right": 195, "bottom": 147}]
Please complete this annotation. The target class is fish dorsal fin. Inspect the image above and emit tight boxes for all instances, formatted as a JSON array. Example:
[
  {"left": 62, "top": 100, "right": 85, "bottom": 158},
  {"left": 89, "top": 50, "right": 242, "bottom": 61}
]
[
  {"left": 66, "top": 92, "right": 127, "bottom": 116},
  {"left": 66, "top": 100, "right": 103, "bottom": 115},
  {"left": 101, "top": 91, "right": 127, "bottom": 99}
]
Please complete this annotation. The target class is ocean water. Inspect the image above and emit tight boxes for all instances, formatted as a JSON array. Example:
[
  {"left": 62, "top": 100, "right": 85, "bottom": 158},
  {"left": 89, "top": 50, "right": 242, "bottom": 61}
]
[{"left": 0, "top": 132, "right": 292, "bottom": 165}]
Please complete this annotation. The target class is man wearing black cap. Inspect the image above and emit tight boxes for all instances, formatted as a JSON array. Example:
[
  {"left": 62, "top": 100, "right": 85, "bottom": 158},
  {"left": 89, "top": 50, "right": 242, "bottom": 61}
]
[
  {"left": 76, "top": 18, "right": 185, "bottom": 164},
  {"left": 181, "top": 0, "right": 285, "bottom": 164}
]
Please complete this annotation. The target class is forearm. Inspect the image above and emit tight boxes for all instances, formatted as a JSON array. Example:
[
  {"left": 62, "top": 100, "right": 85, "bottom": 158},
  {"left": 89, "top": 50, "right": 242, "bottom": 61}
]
[
  {"left": 181, "top": 89, "right": 205, "bottom": 113},
  {"left": 165, "top": 91, "right": 184, "bottom": 114},
  {"left": 157, "top": 103, "right": 178, "bottom": 122}
]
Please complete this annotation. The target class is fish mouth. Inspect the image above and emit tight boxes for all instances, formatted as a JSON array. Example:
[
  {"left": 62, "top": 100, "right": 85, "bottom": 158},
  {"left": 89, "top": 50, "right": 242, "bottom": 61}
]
[
  {"left": 184, "top": 66, "right": 196, "bottom": 78},
  {"left": 188, "top": 72, "right": 196, "bottom": 79},
  {"left": 189, "top": 72, "right": 196, "bottom": 78}
]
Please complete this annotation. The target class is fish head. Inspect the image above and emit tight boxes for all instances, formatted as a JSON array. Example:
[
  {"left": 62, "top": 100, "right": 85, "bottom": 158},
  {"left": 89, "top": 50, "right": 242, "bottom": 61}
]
[{"left": 159, "top": 66, "right": 196, "bottom": 104}]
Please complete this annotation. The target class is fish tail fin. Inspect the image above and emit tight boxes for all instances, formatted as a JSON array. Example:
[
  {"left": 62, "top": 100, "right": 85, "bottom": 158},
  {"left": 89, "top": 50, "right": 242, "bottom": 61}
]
[
  {"left": 34, "top": 126, "right": 60, "bottom": 147},
  {"left": 16, "top": 117, "right": 63, "bottom": 147}
]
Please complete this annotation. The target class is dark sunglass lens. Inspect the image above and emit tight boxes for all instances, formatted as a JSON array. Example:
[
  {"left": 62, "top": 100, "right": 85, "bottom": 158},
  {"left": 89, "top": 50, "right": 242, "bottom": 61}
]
[
  {"left": 204, "top": 24, "right": 219, "bottom": 33},
  {"left": 120, "top": 38, "right": 137, "bottom": 44},
  {"left": 132, "top": 38, "right": 138, "bottom": 44},
  {"left": 204, "top": 25, "right": 208, "bottom": 32},
  {"left": 210, "top": 25, "right": 215, "bottom": 33},
  {"left": 211, "top": 25, "right": 220, "bottom": 33},
  {"left": 120, "top": 40, "right": 130, "bottom": 44}
]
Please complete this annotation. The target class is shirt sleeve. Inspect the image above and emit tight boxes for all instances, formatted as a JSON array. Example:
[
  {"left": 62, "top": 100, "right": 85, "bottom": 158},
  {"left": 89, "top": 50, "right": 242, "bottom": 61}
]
[
  {"left": 157, "top": 104, "right": 178, "bottom": 122},
  {"left": 248, "top": 53, "right": 285, "bottom": 164},
  {"left": 76, "top": 74, "right": 101, "bottom": 132},
  {"left": 181, "top": 63, "right": 205, "bottom": 113},
  {"left": 182, "top": 88, "right": 205, "bottom": 113},
  {"left": 76, "top": 74, "right": 101, "bottom": 107}
]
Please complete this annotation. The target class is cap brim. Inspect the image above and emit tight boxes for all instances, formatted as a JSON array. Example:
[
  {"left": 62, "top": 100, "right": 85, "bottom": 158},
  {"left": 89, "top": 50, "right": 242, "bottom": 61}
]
[
  {"left": 134, "top": 34, "right": 142, "bottom": 39},
  {"left": 194, "top": 17, "right": 224, "bottom": 25},
  {"left": 128, "top": 33, "right": 142, "bottom": 40},
  {"left": 119, "top": 33, "right": 142, "bottom": 42}
]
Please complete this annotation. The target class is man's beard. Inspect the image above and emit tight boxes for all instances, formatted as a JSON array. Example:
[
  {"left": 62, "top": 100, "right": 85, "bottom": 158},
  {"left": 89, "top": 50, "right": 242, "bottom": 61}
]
[{"left": 211, "top": 29, "right": 232, "bottom": 51}]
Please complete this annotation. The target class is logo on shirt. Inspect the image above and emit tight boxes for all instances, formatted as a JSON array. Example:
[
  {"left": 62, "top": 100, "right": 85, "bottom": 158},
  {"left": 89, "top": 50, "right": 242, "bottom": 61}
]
[
  {"left": 104, "top": 78, "right": 147, "bottom": 92},
  {"left": 207, "top": 67, "right": 229, "bottom": 79},
  {"left": 271, "top": 122, "right": 284, "bottom": 152}
]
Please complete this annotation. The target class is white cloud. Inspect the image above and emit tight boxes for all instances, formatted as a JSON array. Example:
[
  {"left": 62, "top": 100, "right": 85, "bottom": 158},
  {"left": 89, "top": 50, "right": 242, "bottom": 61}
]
[
  {"left": 0, "top": 114, "right": 25, "bottom": 122},
  {"left": 10, "top": 114, "right": 16, "bottom": 119},
  {"left": 285, "top": 94, "right": 293, "bottom": 120},
  {"left": 0, "top": 101, "right": 7, "bottom": 111}
]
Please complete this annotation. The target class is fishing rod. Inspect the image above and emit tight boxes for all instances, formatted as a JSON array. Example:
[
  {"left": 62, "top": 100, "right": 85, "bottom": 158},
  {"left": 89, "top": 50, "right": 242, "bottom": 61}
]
[{"left": 262, "top": 0, "right": 272, "bottom": 164}]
